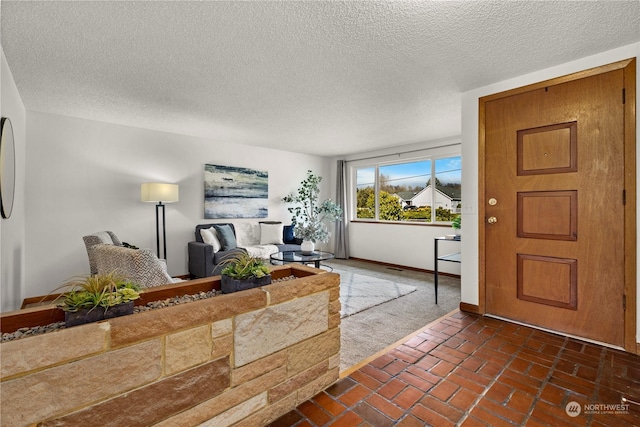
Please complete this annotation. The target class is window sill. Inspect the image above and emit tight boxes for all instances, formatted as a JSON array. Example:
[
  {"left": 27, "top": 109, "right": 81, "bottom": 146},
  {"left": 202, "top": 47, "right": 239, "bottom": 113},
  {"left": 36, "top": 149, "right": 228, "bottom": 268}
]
[{"left": 350, "top": 220, "right": 453, "bottom": 227}]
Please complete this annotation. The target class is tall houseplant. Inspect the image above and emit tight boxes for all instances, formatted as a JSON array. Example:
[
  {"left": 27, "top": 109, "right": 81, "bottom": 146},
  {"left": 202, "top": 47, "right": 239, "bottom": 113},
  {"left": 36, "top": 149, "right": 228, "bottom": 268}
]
[{"left": 283, "top": 170, "right": 342, "bottom": 254}]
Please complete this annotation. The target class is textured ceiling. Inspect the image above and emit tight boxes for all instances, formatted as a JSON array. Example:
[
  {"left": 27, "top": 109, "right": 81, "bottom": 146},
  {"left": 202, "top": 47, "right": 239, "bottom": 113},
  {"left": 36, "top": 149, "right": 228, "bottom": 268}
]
[{"left": 1, "top": 1, "right": 639, "bottom": 157}]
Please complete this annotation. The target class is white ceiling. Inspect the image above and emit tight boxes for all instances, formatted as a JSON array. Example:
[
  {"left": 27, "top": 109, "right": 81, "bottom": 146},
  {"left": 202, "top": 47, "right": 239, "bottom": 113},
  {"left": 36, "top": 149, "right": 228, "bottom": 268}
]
[{"left": 1, "top": 1, "right": 639, "bottom": 157}]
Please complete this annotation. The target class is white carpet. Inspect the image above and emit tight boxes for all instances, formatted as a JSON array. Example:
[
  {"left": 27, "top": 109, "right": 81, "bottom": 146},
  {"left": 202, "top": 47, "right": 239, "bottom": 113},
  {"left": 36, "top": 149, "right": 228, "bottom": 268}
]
[{"left": 336, "top": 269, "right": 417, "bottom": 318}]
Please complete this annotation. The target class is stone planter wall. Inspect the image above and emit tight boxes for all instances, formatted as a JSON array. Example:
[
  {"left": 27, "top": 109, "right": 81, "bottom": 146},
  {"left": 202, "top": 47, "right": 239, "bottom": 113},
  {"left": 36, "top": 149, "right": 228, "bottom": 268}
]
[{"left": 0, "top": 265, "right": 341, "bottom": 427}]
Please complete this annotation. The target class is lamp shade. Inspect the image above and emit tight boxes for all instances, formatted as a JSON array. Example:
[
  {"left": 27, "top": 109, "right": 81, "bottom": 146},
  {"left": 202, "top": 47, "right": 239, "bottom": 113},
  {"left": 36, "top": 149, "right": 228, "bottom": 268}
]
[{"left": 141, "top": 183, "right": 179, "bottom": 203}]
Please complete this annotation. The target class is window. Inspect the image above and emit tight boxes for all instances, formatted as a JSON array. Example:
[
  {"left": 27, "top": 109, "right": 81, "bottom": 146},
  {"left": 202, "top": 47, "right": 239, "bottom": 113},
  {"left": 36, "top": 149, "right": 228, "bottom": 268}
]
[
  {"left": 355, "top": 167, "right": 375, "bottom": 219},
  {"left": 353, "top": 155, "right": 461, "bottom": 224},
  {"left": 433, "top": 156, "right": 462, "bottom": 221}
]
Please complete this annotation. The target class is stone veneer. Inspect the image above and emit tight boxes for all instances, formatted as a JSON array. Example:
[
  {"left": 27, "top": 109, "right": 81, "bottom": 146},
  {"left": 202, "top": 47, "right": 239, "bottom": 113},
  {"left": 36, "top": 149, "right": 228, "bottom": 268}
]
[{"left": 0, "top": 266, "right": 341, "bottom": 427}]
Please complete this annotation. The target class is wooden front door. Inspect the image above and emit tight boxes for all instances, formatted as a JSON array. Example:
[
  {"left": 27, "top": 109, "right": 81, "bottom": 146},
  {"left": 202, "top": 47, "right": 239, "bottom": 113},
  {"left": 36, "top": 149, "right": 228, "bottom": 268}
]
[{"left": 482, "top": 60, "right": 635, "bottom": 348}]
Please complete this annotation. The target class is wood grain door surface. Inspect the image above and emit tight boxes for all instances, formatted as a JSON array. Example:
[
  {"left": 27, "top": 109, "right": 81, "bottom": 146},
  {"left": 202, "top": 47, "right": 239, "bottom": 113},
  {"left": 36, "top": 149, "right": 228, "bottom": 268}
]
[{"left": 484, "top": 68, "right": 626, "bottom": 346}]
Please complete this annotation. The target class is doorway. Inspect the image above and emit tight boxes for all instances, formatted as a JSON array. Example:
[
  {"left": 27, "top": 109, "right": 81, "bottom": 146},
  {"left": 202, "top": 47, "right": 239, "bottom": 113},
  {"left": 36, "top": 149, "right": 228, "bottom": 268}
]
[{"left": 479, "top": 58, "right": 636, "bottom": 351}]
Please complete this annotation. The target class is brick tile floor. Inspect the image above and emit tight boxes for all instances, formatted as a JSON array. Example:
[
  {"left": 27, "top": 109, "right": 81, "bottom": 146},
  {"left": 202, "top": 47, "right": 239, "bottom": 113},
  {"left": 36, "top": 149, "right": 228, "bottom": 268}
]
[{"left": 269, "top": 311, "right": 640, "bottom": 426}]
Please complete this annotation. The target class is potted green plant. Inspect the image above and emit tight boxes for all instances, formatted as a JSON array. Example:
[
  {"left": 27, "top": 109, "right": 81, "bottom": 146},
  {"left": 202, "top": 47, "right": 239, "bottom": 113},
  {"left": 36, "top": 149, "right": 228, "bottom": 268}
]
[
  {"left": 53, "top": 271, "right": 142, "bottom": 327},
  {"left": 452, "top": 215, "right": 461, "bottom": 237},
  {"left": 282, "top": 170, "right": 342, "bottom": 254},
  {"left": 219, "top": 252, "right": 272, "bottom": 294}
]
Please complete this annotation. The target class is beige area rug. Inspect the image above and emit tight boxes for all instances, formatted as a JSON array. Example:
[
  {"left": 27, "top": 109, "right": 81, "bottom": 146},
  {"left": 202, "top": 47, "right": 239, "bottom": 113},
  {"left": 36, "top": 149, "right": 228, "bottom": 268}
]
[
  {"left": 336, "top": 269, "right": 417, "bottom": 318},
  {"left": 325, "top": 259, "right": 461, "bottom": 372}
]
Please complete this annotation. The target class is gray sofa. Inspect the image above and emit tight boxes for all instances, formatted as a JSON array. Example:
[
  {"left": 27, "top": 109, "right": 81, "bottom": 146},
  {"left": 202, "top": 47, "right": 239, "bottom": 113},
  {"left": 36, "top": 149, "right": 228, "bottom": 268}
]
[{"left": 188, "top": 223, "right": 302, "bottom": 278}]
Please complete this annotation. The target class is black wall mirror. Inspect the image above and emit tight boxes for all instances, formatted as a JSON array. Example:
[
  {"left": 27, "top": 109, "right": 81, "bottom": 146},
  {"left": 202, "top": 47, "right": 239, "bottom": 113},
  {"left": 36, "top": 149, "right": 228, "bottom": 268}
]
[{"left": 1, "top": 117, "right": 16, "bottom": 219}]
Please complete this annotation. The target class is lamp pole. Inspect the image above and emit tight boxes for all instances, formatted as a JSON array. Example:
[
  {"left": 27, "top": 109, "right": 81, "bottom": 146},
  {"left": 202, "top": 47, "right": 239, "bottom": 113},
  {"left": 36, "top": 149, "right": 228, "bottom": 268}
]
[
  {"left": 156, "top": 201, "right": 167, "bottom": 261},
  {"left": 155, "top": 202, "right": 166, "bottom": 260},
  {"left": 141, "top": 182, "right": 178, "bottom": 262}
]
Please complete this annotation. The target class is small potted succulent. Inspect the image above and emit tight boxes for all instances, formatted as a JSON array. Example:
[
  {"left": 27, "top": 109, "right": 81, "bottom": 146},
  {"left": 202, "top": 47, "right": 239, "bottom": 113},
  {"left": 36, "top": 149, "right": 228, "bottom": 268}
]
[
  {"left": 53, "top": 270, "right": 142, "bottom": 327},
  {"left": 219, "top": 252, "right": 272, "bottom": 294}
]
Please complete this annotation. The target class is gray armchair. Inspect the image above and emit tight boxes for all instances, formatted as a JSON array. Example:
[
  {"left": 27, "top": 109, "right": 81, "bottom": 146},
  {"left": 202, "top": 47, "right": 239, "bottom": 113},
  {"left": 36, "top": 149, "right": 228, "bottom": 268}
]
[
  {"left": 91, "top": 244, "right": 180, "bottom": 288},
  {"left": 83, "top": 231, "right": 181, "bottom": 288},
  {"left": 83, "top": 231, "right": 123, "bottom": 275}
]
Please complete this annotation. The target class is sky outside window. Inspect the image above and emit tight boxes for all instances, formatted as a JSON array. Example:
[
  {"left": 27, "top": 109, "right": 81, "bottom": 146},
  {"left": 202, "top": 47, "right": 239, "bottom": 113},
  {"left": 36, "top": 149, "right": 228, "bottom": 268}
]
[
  {"left": 435, "top": 156, "right": 462, "bottom": 185},
  {"left": 379, "top": 160, "right": 431, "bottom": 190}
]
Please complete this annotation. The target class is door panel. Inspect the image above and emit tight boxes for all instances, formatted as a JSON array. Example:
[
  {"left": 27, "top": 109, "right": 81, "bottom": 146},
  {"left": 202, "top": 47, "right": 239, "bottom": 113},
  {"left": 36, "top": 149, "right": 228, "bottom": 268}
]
[
  {"left": 518, "top": 122, "right": 577, "bottom": 175},
  {"left": 517, "top": 190, "right": 577, "bottom": 240},
  {"left": 517, "top": 253, "right": 577, "bottom": 310},
  {"left": 484, "top": 69, "right": 625, "bottom": 346}
]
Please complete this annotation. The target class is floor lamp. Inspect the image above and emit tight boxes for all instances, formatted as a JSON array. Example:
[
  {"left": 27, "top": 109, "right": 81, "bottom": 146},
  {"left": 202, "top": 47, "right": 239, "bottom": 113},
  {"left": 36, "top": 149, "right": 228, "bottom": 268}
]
[{"left": 141, "top": 182, "right": 179, "bottom": 261}]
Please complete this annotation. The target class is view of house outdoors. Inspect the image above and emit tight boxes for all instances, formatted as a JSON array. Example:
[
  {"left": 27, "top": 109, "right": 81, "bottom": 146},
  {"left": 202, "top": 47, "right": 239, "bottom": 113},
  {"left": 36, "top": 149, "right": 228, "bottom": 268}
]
[{"left": 355, "top": 156, "right": 461, "bottom": 223}]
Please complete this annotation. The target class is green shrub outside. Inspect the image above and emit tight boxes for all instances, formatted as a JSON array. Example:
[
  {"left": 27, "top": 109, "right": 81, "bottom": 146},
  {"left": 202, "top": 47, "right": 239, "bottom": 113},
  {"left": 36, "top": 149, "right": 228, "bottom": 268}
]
[{"left": 356, "top": 187, "right": 459, "bottom": 223}]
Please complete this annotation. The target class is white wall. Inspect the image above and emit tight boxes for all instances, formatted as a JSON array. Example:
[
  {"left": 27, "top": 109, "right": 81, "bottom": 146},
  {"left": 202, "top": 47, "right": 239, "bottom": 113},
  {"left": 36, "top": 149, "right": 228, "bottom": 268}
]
[
  {"left": 18, "top": 111, "right": 331, "bottom": 307},
  {"left": 0, "top": 49, "right": 26, "bottom": 312},
  {"left": 349, "top": 222, "right": 462, "bottom": 273},
  {"left": 460, "top": 43, "right": 640, "bottom": 338},
  {"left": 335, "top": 137, "right": 462, "bottom": 275}
]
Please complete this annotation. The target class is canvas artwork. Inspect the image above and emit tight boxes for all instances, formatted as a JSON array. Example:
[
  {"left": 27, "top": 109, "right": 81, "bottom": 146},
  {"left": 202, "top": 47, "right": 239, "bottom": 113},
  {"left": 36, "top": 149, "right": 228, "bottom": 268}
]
[{"left": 204, "top": 164, "right": 268, "bottom": 219}]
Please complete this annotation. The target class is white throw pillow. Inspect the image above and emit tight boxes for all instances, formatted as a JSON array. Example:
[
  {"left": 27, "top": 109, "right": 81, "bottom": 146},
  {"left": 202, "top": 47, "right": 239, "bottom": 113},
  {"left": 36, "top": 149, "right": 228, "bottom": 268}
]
[
  {"left": 245, "top": 244, "right": 279, "bottom": 259},
  {"left": 260, "top": 223, "right": 284, "bottom": 245},
  {"left": 200, "top": 227, "right": 222, "bottom": 253},
  {"left": 234, "top": 222, "right": 261, "bottom": 247}
]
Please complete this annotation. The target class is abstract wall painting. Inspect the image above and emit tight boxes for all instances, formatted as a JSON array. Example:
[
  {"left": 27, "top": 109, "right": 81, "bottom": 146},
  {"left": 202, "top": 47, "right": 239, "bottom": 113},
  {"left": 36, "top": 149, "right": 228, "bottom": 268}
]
[{"left": 204, "top": 164, "right": 268, "bottom": 219}]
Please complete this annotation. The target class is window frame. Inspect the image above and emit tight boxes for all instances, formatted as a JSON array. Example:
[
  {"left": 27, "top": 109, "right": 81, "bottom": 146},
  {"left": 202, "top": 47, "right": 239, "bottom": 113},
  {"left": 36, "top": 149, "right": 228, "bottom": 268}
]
[{"left": 350, "top": 147, "right": 462, "bottom": 226}]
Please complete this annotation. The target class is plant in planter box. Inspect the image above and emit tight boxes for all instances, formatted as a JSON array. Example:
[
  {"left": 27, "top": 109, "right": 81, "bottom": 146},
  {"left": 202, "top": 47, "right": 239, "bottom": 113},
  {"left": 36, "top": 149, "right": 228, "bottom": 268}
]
[
  {"left": 282, "top": 170, "right": 342, "bottom": 254},
  {"left": 218, "top": 252, "right": 272, "bottom": 294},
  {"left": 53, "top": 271, "right": 142, "bottom": 327}
]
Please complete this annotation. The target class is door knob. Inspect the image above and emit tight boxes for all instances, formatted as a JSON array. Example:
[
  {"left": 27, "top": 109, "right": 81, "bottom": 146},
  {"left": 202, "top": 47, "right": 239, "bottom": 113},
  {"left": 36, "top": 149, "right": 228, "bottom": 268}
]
[
  {"left": 488, "top": 198, "right": 497, "bottom": 206},
  {"left": 487, "top": 216, "right": 497, "bottom": 224}
]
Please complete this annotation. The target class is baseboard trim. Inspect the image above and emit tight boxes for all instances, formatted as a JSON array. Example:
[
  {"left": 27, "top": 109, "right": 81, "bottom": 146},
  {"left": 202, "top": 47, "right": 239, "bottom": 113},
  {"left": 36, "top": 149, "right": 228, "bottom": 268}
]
[
  {"left": 346, "top": 257, "right": 461, "bottom": 279},
  {"left": 459, "top": 302, "right": 481, "bottom": 314}
]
